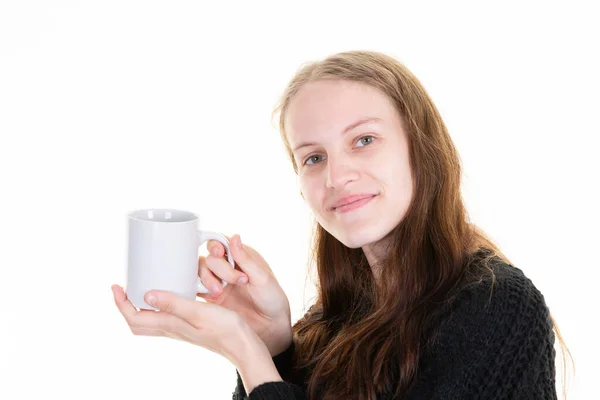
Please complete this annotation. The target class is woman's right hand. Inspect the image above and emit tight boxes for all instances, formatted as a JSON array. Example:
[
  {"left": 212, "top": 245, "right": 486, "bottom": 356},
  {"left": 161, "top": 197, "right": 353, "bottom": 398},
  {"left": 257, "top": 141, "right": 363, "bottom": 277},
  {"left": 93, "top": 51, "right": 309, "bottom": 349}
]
[{"left": 197, "top": 234, "right": 292, "bottom": 357}]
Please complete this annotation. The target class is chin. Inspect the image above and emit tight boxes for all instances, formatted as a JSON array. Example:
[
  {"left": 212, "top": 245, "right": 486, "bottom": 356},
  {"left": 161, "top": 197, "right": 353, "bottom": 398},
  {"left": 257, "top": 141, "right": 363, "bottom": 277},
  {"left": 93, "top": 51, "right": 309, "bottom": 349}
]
[
  {"left": 317, "top": 204, "right": 402, "bottom": 249},
  {"left": 337, "top": 236, "right": 368, "bottom": 249},
  {"left": 330, "top": 225, "right": 391, "bottom": 249}
]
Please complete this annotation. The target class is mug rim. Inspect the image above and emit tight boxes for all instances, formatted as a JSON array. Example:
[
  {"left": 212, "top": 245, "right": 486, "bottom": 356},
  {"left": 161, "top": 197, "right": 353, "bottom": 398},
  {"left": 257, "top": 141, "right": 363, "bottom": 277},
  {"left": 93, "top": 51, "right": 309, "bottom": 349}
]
[{"left": 127, "top": 208, "right": 199, "bottom": 223}]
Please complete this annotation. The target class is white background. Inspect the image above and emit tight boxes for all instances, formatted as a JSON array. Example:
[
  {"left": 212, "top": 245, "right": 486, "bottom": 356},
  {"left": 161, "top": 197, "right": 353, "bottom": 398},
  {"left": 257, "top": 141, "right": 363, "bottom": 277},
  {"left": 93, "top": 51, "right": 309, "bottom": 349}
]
[{"left": 1, "top": 1, "right": 598, "bottom": 399}]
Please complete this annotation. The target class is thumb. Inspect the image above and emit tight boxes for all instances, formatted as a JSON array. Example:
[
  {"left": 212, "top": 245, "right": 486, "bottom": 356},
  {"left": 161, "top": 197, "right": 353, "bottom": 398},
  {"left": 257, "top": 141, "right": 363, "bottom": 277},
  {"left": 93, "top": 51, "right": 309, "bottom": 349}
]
[
  {"left": 145, "top": 290, "right": 200, "bottom": 321},
  {"left": 229, "top": 235, "right": 269, "bottom": 284}
]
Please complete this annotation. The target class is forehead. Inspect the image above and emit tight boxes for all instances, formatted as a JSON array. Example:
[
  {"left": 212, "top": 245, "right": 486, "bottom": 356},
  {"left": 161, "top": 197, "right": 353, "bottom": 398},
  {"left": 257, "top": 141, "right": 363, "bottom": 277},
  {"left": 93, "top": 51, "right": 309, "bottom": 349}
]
[{"left": 285, "top": 79, "right": 399, "bottom": 142}]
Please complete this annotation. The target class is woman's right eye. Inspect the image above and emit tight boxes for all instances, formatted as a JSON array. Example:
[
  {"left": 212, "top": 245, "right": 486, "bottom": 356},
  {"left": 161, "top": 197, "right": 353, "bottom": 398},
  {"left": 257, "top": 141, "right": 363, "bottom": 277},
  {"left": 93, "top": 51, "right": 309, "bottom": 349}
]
[{"left": 304, "top": 155, "right": 324, "bottom": 165}]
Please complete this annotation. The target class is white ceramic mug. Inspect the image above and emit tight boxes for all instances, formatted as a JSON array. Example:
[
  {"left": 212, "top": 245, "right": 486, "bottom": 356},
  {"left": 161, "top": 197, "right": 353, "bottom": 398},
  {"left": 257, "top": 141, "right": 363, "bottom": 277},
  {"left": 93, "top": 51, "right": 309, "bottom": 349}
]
[{"left": 126, "top": 208, "right": 234, "bottom": 310}]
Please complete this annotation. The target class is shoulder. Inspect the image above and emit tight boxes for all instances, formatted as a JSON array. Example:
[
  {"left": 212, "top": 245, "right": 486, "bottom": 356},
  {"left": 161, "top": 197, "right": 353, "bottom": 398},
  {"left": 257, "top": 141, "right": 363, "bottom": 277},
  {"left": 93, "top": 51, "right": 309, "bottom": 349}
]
[
  {"left": 417, "top": 257, "right": 556, "bottom": 383},
  {"left": 454, "top": 257, "right": 551, "bottom": 321},
  {"left": 434, "top": 256, "right": 554, "bottom": 351},
  {"left": 410, "top": 261, "right": 558, "bottom": 398}
]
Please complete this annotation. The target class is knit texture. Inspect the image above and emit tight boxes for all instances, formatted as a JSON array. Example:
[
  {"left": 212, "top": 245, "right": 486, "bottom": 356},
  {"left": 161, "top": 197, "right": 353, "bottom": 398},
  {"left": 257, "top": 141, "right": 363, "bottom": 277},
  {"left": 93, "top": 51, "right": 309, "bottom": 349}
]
[{"left": 232, "top": 259, "right": 557, "bottom": 399}]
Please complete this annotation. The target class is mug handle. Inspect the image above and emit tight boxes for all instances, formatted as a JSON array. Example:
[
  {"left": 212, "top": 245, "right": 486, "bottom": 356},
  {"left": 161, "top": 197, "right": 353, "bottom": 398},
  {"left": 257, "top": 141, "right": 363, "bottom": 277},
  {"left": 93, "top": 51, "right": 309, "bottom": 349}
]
[{"left": 196, "top": 231, "right": 234, "bottom": 293}]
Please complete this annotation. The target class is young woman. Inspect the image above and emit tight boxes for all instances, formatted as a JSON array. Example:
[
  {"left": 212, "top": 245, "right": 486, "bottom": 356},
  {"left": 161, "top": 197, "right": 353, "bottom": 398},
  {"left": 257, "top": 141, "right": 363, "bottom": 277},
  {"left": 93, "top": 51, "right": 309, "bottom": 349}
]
[{"left": 113, "top": 51, "right": 567, "bottom": 399}]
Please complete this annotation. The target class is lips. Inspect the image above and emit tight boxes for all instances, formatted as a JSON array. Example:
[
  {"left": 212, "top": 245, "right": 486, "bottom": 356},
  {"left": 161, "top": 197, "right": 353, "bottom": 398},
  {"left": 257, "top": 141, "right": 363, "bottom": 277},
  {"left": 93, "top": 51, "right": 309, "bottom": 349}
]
[{"left": 331, "top": 194, "right": 377, "bottom": 210}]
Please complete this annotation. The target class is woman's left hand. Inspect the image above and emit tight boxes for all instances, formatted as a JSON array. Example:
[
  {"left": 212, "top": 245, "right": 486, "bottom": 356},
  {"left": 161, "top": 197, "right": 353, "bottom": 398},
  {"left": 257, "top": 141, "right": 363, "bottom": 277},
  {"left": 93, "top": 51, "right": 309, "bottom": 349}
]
[{"left": 111, "top": 284, "right": 260, "bottom": 367}]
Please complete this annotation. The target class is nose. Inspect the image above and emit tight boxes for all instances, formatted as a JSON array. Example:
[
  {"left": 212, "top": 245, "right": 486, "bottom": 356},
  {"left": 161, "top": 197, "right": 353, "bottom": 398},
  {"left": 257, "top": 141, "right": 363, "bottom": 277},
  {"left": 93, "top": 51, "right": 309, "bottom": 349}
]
[{"left": 326, "top": 155, "right": 359, "bottom": 189}]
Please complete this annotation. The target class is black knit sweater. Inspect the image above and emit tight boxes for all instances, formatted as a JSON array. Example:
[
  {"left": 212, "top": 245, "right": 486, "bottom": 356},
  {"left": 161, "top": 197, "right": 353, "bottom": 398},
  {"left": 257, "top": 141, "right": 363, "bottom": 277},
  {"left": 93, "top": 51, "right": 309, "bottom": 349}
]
[{"left": 232, "top": 259, "right": 557, "bottom": 399}]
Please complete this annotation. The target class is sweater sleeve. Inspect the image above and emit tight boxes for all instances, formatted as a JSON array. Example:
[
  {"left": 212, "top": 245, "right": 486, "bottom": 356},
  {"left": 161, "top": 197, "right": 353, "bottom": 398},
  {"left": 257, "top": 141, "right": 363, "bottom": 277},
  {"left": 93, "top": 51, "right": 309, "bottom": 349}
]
[
  {"left": 232, "top": 340, "right": 305, "bottom": 400},
  {"left": 408, "top": 264, "right": 558, "bottom": 399}
]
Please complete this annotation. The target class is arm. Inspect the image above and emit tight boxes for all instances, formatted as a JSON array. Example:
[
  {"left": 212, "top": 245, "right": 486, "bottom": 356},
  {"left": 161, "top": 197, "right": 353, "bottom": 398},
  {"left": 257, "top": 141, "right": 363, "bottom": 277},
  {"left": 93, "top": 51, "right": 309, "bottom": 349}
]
[
  {"left": 233, "top": 306, "right": 317, "bottom": 399},
  {"left": 472, "top": 276, "right": 557, "bottom": 399},
  {"left": 232, "top": 329, "right": 305, "bottom": 400}
]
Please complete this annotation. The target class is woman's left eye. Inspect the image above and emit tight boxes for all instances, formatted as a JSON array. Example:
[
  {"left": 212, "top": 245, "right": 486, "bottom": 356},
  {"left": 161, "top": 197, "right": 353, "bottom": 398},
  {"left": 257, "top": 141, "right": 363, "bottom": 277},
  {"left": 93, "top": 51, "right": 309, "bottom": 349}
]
[{"left": 356, "top": 135, "right": 375, "bottom": 147}]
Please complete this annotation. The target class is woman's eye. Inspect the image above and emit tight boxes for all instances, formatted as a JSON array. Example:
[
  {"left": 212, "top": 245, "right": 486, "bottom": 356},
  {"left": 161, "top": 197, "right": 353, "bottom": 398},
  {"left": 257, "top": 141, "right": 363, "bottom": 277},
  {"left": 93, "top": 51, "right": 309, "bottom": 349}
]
[
  {"left": 304, "top": 155, "right": 324, "bottom": 165},
  {"left": 356, "top": 135, "right": 375, "bottom": 147},
  {"left": 302, "top": 137, "right": 373, "bottom": 165}
]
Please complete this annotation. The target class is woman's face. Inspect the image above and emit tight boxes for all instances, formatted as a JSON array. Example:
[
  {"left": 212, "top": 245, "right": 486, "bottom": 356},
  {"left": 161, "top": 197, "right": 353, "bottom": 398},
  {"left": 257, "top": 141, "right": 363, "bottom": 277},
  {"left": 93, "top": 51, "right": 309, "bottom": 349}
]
[{"left": 285, "top": 79, "right": 414, "bottom": 255}]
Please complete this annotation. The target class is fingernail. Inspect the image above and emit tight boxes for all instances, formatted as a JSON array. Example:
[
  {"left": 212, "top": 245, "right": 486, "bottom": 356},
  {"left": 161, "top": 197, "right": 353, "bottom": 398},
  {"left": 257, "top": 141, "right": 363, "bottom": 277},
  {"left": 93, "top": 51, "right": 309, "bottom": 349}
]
[
  {"left": 147, "top": 295, "right": 156, "bottom": 306},
  {"left": 211, "top": 284, "right": 221, "bottom": 294},
  {"left": 238, "top": 276, "right": 248, "bottom": 285},
  {"left": 210, "top": 247, "right": 218, "bottom": 256},
  {"left": 238, "top": 235, "right": 243, "bottom": 249}
]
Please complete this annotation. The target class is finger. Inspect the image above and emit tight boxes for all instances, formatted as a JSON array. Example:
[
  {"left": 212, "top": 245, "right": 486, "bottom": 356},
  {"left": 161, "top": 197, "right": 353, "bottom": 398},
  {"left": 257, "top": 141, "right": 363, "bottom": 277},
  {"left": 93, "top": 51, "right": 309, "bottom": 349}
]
[
  {"left": 228, "top": 234, "right": 267, "bottom": 284},
  {"left": 207, "top": 238, "right": 229, "bottom": 257},
  {"left": 206, "top": 253, "right": 249, "bottom": 286},
  {"left": 205, "top": 241, "right": 243, "bottom": 274},
  {"left": 112, "top": 285, "right": 170, "bottom": 335},
  {"left": 147, "top": 290, "right": 245, "bottom": 339},
  {"left": 198, "top": 256, "right": 225, "bottom": 295},
  {"left": 113, "top": 285, "right": 200, "bottom": 341},
  {"left": 111, "top": 284, "right": 139, "bottom": 321},
  {"left": 145, "top": 290, "right": 208, "bottom": 324},
  {"left": 132, "top": 310, "right": 197, "bottom": 341},
  {"left": 196, "top": 289, "right": 225, "bottom": 305},
  {"left": 198, "top": 255, "right": 220, "bottom": 281}
]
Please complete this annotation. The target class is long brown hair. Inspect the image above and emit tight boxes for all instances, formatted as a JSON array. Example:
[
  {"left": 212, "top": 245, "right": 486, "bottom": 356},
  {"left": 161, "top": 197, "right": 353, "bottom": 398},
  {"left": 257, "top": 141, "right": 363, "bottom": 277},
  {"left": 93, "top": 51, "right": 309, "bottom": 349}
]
[{"left": 273, "top": 50, "right": 572, "bottom": 399}]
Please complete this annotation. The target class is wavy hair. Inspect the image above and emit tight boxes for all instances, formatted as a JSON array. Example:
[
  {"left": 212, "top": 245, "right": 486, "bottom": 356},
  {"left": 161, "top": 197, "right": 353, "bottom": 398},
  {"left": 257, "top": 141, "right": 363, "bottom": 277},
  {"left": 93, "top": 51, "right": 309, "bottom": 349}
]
[{"left": 273, "top": 50, "right": 572, "bottom": 399}]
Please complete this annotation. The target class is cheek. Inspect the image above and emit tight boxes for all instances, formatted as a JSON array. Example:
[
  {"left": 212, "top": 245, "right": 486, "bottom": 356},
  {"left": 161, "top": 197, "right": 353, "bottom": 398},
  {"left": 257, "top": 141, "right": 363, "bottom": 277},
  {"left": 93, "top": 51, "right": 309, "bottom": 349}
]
[
  {"left": 298, "top": 175, "right": 323, "bottom": 209},
  {"left": 388, "top": 162, "right": 413, "bottom": 201},
  {"left": 376, "top": 156, "right": 412, "bottom": 200}
]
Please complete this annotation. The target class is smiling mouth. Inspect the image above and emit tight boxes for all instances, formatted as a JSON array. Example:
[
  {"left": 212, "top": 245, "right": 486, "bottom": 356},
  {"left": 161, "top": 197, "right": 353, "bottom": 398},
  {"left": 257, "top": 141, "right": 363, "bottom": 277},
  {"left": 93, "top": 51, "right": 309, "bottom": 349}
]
[{"left": 333, "top": 195, "right": 377, "bottom": 213}]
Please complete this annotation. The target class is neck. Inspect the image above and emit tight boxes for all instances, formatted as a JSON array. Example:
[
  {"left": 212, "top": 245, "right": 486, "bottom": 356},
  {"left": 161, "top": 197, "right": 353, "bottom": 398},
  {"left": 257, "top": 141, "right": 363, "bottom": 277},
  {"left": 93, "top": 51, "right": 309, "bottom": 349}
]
[{"left": 362, "top": 238, "right": 392, "bottom": 285}]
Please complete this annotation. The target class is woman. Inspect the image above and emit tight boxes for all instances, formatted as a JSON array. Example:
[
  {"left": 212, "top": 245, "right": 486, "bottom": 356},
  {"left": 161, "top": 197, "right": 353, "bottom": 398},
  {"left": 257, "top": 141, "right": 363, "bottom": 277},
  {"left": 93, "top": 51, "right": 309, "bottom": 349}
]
[{"left": 112, "top": 51, "right": 567, "bottom": 399}]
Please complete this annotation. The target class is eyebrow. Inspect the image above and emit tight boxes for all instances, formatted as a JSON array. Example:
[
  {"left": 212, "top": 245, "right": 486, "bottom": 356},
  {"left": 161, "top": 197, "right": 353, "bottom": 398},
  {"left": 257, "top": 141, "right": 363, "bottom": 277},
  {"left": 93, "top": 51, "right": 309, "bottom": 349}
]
[{"left": 292, "top": 117, "right": 382, "bottom": 152}]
